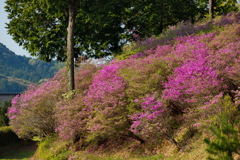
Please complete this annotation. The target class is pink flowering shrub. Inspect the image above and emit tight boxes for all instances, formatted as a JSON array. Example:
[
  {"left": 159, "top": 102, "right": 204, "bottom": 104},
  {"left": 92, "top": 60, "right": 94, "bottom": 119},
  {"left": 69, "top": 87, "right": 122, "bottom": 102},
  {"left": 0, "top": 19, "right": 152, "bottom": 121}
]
[
  {"left": 8, "top": 69, "right": 67, "bottom": 139},
  {"left": 55, "top": 95, "right": 90, "bottom": 142},
  {"left": 185, "top": 92, "right": 224, "bottom": 128},
  {"left": 85, "top": 64, "right": 126, "bottom": 109},
  {"left": 207, "top": 24, "right": 240, "bottom": 89},
  {"left": 120, "top": 12, "right": 240, "bottom": 60},
  {"left": 6, "top": 14, "right": 239, "bottom": 150},
  {"left": 233, "top": 88, "right": 240, "bottom": 107},
  {"left": 129, "top": 94, "right": 173, "bottom": 144},
  {"left": 81, "top": 21, "right": 239, "bottom": 145},
  {"left": 126, "top": 22, "right": 239, "bottom": 143},
  {"left": 162, "top": 55, "right": 223, "bottom": 109},
  {"left": 190, "top": 93, "right": 239, "bottom": 129},
  {"left": 74, "top": 64, "right": 100, "bottom": 93},
  {"left": 84, "top": 63, "right": 130, "bottom": 143},
  {"left": 55, "top": 64, "right": 98, "bottom": 141},
  {"left": 213, "top": 12, "right": 240, "bottom": 26}
]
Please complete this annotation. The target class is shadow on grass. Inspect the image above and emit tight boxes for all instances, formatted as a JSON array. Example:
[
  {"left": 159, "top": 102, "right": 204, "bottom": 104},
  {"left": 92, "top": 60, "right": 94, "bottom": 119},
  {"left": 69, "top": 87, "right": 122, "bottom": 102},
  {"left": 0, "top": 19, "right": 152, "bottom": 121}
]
[{"left": 0, "top": 140, "right": 37, "bottom": 160}]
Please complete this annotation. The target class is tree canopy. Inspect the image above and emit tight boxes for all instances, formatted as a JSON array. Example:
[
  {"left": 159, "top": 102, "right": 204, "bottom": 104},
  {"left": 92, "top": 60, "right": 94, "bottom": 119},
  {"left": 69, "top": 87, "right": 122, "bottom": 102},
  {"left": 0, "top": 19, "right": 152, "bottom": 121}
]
[
  {"left": 125, "top": 0, "right": 200, "bottom": 37},
  {"left": 5, "top": 0, "right": 132, "bottom": 61},
  {"left": 200, "top": 0, "right": 239, "bottom": 18},
  {"left": 5, "top": 0, "right": 238, "bottom": 90},
  {"left": 5, "top": 0, "right": 209, "bottom": 61},
  {"left": 5, "top": 0, "right": 134, "bottom": 90}
]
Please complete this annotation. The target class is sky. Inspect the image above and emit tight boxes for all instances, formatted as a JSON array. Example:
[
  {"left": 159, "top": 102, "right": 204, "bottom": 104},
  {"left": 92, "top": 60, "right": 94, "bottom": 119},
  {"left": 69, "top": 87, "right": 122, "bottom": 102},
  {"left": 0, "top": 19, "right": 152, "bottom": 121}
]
[{"left": 0, "top": 0, "right": 30, "bottom": 57}]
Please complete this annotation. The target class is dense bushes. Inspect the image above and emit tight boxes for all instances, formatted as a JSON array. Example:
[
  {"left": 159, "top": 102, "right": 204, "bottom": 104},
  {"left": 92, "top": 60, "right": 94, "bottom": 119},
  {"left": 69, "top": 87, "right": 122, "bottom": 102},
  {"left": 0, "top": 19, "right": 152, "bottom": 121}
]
[
  {"left": 55, "top": 64, "right": 98, "bottom": 141},
  {"left": 0, "top": 101, "right": 11, "bottom": 127},
  {"left": 8, "top": 69, "right": 68, "bottom": 139},
  {"left": 119, "top": 12, "right": 240, "bottom": 60},
  {"left": 7, "top": 13, "right": 240, "bottom": 155}
]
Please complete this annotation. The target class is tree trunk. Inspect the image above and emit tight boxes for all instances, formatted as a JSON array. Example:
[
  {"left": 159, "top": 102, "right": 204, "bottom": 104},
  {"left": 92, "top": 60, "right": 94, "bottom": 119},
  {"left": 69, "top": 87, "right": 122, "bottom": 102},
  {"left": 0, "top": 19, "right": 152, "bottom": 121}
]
[
  {"left": 128, "top": 131, "right": 145, "bottom": 144},
  {"left": 209, "top": 0, "right": 214, "bottom": 19},
  {"left": 67, "top": 1, "right": 77, "bottom": 91},
  {"left": 165, "top": 134, "right": 181, "bottom": 150}
]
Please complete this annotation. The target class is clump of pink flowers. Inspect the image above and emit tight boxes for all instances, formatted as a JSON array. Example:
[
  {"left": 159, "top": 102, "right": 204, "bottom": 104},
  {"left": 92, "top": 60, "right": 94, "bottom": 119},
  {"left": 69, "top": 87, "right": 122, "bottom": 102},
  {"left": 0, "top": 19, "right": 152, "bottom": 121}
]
[{"left": 7, "top": 13, "right": 240, "bottom": 148}]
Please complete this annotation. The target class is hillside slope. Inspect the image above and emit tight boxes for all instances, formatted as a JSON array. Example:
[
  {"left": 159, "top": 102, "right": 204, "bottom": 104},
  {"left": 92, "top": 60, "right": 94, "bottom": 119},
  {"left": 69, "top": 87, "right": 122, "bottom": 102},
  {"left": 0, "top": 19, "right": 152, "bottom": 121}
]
[
  {"left": 0, "top": 43, "right": 64, "bottom": 92},
  {"left": 7, "top": 12, "right": 240, "bottom": 160}
]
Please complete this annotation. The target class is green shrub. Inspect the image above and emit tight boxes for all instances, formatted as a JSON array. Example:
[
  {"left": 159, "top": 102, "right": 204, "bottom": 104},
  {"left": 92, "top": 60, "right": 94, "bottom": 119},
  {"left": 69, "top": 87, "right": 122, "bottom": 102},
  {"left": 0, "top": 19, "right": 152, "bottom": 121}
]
[
  {"left": 0, "top": 126, "right": 20, "bottom": 146},
  {"left": 204, "top": 96, "right": 240, "bottom": 160},
  {"left": 0, "top": 101, "right": 11, "bottom": 127}
]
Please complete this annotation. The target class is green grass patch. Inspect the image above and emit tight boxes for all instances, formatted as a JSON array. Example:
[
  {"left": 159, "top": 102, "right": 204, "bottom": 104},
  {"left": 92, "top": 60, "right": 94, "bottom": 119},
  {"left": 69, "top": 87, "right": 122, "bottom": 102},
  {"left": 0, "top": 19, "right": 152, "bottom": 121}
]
[
  {"left": 34, "top": 136, "right": 72, "bottom": 160},
  {"left": 67, "top": 151, "right": 164, "bottom": 160}
]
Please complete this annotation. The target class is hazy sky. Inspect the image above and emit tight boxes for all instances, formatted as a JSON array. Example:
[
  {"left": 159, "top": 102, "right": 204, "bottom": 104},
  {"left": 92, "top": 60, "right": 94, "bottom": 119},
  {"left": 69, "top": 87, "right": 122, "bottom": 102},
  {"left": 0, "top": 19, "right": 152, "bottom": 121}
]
[{"left": 0, "top": 0, "right": 30, "bottom": 57}]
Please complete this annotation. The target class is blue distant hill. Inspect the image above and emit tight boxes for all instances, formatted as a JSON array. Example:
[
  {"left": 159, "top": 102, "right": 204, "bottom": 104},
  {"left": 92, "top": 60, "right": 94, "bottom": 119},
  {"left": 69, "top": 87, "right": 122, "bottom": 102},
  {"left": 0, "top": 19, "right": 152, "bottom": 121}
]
[{"left": 0, "top": 43, "right": 64, "bottom": 93}]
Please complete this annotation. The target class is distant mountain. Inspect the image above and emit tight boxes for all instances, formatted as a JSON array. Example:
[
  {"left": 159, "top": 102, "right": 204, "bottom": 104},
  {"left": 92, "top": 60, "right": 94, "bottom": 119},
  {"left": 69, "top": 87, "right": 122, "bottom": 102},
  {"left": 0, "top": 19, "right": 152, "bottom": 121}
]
[{"left": 0, "top": 43, "right": 64, "bottom": 93}]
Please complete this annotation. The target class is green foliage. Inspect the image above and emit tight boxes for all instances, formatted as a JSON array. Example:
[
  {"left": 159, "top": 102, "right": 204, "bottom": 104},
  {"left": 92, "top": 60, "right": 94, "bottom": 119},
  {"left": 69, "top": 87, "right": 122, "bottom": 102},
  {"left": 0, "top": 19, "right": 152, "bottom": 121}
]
[
  {"left": 62, "top": 90, "right": 76, "bottom": 100},
  {"left": 0, "top": 101, "right": 11, "bottom": 127},
  {"left": 4, "top": 0, "right": 130, "bottom": 61},
  {"left": 86, "top": 104, "right": 130, "bottom": 145},
  {"left": 198, "top": 0, "right": 239, "bottom": 18},
  {"left": 0, "top": 126, "right": 20, "bottom": 146},
  {"left": 4, "top": 0, "right": 205, "bottom": 62},
  {"left": 120, "top": 59, "right": 170, "bottom": 101},
  {"left": 34, "top": 136, "right": 72, "bottom": 160},
  {"left": 204, "top": 95, "right": 240, "bottom": 160},
  {"left": 126, "top": 0, "right": 200, "bottom": 37}
]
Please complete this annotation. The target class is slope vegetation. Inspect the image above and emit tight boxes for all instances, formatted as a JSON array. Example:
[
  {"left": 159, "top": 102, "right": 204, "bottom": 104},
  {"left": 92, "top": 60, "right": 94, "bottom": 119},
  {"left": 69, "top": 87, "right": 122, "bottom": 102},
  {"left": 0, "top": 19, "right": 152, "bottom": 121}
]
[{"left": 7, "top": 12, "right": 240, "bottom": 159}]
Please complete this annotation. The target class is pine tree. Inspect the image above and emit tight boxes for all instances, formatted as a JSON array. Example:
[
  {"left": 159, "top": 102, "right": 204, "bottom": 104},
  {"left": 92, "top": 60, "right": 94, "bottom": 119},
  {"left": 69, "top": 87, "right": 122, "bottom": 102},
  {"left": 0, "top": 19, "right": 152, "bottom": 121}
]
[{"left": 204, "top": 96, "right": 240, "bottom": 160}]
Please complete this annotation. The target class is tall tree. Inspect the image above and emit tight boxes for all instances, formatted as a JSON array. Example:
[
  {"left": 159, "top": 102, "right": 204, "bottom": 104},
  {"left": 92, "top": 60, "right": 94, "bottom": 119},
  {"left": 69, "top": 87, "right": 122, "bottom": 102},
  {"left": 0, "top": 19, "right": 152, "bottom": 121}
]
[
  {"left": 5, "top": 0, "right": 130, "bottom": 91},
  {"left": 209, "top": 0, "right": 214, "bottom": 18},
  {"left": 66, "top": 0, "right": 77, "bottom": 90},
  {"left": 5, "top": 0, "right": 201, "bottom": 91}
]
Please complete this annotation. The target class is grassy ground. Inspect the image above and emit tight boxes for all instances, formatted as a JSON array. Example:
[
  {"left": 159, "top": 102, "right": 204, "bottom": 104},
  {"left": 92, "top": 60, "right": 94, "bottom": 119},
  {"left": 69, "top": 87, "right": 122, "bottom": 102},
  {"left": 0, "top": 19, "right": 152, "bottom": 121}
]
[
  {"left": 30, "top": 130, "right": 208, "bottom": 160},
  {"left": 0, "top": 141, "right": 37, "bottom": 160},
  {"left": 1, "top": 129, "right": 235, "bottom": 160},
  {"left": 0, "top": 127, "right": 209, "bottom": 160}
]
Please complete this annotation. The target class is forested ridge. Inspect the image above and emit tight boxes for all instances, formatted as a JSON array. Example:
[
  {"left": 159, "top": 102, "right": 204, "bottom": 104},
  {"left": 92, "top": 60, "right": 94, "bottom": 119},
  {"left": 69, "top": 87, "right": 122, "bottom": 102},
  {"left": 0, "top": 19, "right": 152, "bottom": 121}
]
[{"left": 0, "top": 43, "right": 64, "bottom": 92}]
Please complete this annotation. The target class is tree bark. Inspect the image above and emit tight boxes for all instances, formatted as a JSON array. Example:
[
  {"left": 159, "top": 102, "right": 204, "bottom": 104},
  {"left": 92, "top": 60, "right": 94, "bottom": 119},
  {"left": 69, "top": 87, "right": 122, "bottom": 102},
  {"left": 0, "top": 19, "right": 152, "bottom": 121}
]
[
  {"left": 165, "top": 134, "right": 181, "bottom": 150},
  {"left": 209, "top": 0, "right": 214, "bottom": 19},
  {"left": 67, "top": 1, "right": 77, "bottom": 91},
  {"left": 128, "top": 131, "right": 145, "bottom": 144}
]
